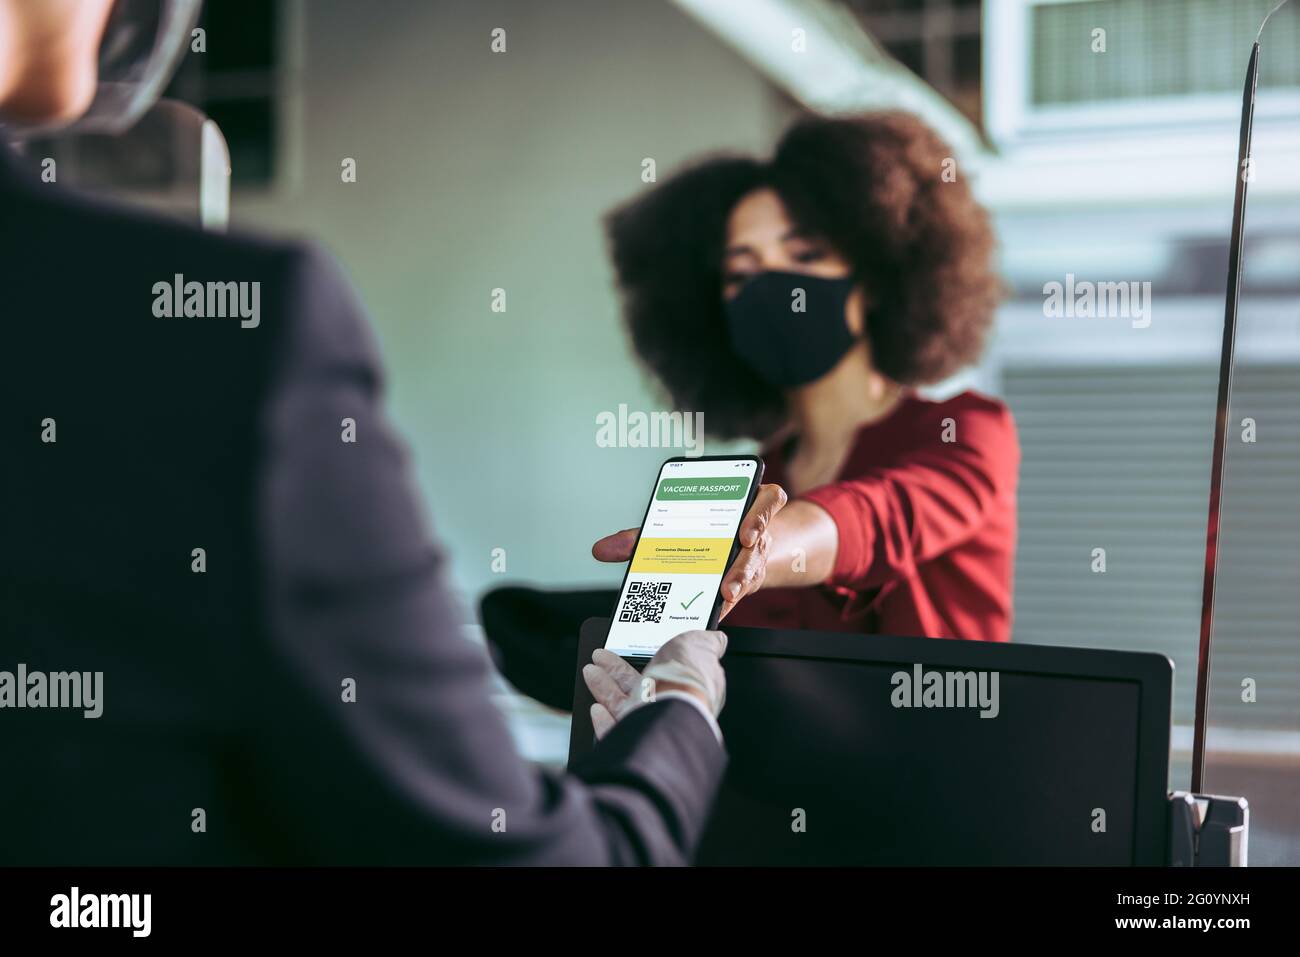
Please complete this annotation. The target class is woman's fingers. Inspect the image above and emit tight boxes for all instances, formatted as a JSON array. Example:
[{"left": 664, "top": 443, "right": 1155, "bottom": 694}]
[
  {"left": 738, "top": 483, "right": 788, "bottom": 548},
  {"left": 714, "top": 484, "right": 787, "bottom": 619},
  {"left": 719, "top": 540, "right": 763, "bottom": 609},
  {"left": 718, "top": 488, "right": 783, "bottom": 616},
  {"left": 718, "top": 541, "right": 767, "bottom": 619},
  {"left": 591, "top": 527, "right": 639, "bottom": 563}
]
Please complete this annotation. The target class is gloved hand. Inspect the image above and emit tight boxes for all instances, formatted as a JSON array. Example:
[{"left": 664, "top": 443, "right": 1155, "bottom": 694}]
[
  {"left": 583, "top": 630, "right": 728, "bottom": 739},
  {"left": 644, "top": 629, "right": 727, "bottom": 716}
]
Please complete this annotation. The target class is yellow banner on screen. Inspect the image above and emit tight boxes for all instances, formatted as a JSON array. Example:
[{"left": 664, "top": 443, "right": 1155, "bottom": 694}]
[{"left": 630, "top": 537, "right": 732, "bottom": 574}]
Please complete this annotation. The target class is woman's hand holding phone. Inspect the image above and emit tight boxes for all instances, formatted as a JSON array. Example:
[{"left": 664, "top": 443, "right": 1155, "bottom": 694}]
[{"left": 591, "top": 482, "right": 788, "bottom": 620}]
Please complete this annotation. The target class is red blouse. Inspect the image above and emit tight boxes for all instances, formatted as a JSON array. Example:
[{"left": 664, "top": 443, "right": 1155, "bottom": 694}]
[{"left": 727, "top": 390, "right": 1019, "bottom": 643}]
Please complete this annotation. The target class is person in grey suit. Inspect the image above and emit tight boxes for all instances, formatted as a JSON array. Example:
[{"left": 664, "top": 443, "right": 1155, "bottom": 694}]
[{"left": 0, "top": 0, "right": 785, "bottom": 865}]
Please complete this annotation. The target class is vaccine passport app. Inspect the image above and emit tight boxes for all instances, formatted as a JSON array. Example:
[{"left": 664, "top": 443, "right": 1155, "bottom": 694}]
[{"left": 605, "top": 459, "right": 757, "bottom": 658}]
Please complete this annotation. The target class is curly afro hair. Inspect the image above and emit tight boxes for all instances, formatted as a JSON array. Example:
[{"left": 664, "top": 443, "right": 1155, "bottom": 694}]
[{"left": 605, "top": 111, "right": 1002, "bottom": 441}]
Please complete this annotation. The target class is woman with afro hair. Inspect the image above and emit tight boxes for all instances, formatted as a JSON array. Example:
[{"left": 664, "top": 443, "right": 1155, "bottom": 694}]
[
  {"left": 595, "top": 110, "right": 1019, "bottom": 645},
  {"left": 482, "top": 111, "right": 1019, "bottom": 710}
]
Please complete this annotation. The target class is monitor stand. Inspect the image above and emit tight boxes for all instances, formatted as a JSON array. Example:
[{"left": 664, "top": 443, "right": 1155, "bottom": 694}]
[{"left": 1168, "top": 793, "right": 1249, "bottom": 866}]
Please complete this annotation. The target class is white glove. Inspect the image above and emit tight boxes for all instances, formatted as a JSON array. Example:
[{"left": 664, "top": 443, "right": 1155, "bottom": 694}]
[
  {"left": 583, "top": 630, "right": 727, "bottom": 740},
  {"left": 643, "top": 629, "right": 727, "bottom": 716}
]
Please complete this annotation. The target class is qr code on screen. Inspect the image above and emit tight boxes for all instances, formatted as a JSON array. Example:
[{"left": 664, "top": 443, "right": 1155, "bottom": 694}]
[{"left": 618, "top": 581, "right": 671, "bottom": 623}]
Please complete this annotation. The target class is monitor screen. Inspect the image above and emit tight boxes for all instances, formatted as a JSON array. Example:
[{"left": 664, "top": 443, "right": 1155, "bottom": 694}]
[{"left": 697, "top": 651, "right": 1149, "bottom": 865}]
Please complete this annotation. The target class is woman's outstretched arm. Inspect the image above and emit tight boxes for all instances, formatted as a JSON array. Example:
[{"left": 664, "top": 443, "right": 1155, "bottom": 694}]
[
  {"left": 759, "top": 499, "right": 840, "bottom": 588},
  {"left": 766, "top": 399, "right": 1018, "bottom": 593}
]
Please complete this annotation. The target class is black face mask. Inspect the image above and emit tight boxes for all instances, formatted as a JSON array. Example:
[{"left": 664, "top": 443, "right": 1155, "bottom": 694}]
[{"left": 723, "top": 271, "right": 858, "bottom": 388}]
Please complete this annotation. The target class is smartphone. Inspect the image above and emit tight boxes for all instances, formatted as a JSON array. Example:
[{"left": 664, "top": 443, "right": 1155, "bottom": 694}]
[{"left": 604, "top": 454, "right": 765, "bottom": 660}]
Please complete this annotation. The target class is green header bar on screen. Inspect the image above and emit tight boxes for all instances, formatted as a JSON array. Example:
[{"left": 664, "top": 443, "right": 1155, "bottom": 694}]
[{"left": 656, "top": 477, "right": 749, "bottom": 501}]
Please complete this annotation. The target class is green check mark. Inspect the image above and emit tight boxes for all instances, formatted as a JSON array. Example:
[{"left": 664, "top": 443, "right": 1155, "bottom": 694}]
[{"left": 681, "top": 590, "right": 704, "bottom": 611}]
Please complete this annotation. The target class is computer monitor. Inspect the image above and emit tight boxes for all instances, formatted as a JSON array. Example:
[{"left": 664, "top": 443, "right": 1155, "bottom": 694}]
[{"left": 569, "top": 619, "right": 1172, "bottom": 865}]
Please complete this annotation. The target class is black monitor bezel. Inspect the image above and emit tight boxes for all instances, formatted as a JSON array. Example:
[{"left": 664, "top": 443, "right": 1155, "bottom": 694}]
[{"left": 569, "top": 617, "right": 1173, "bottom": 865}]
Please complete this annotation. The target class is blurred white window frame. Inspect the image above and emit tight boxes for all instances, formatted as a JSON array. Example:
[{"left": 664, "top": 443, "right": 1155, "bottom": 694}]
[{"left": 982, "top": 0, "right": 1300, "bottom": 208}]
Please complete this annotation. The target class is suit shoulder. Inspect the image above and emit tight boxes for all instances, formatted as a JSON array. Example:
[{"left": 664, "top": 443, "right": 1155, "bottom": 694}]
[
  {"left": 18, "top": 180, "right": 321, "bottom": 276},
  {"left": 9, "top": 183, "right": 376, "bottom": 376}
]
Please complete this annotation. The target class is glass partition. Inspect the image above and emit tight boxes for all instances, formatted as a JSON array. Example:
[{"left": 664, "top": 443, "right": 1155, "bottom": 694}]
[{"left": 1199, "top": 56, "right": 1300, "bottom": 865}]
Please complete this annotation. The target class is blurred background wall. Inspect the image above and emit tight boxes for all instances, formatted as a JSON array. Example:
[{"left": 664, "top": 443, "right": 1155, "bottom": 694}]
[{"left": 229, "top": 0, "right": 795, "bottom": 605}]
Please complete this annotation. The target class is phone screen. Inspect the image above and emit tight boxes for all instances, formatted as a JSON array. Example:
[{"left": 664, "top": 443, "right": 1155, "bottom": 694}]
[{"left": 604, "top": 457, "right": 760, "bottom": 658}]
